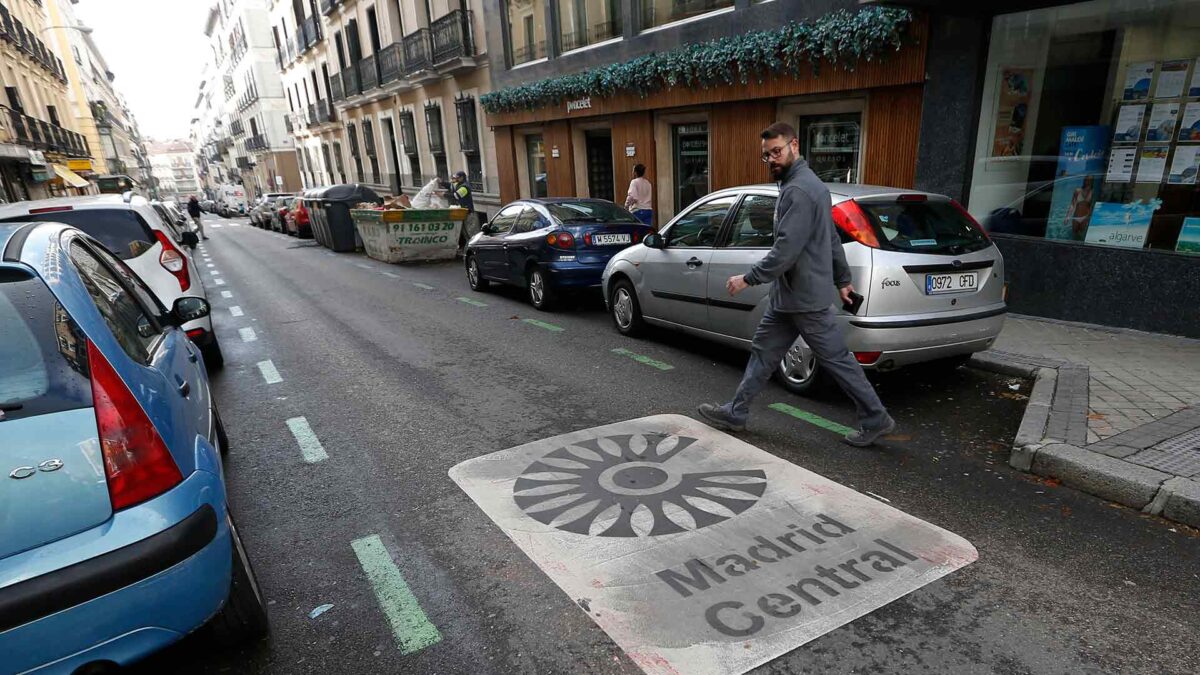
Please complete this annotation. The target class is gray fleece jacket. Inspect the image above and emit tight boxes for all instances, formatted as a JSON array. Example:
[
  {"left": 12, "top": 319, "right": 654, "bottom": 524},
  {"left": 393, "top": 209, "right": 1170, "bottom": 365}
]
[{"left": 742, "top": 159, "right": 852, "bottom": 312}]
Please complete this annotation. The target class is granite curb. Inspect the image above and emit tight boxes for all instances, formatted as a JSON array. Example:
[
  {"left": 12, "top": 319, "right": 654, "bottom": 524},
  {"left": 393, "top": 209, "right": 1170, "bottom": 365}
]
[{"left": 969, "top": 352, "right": 1200, "bottom": 528}]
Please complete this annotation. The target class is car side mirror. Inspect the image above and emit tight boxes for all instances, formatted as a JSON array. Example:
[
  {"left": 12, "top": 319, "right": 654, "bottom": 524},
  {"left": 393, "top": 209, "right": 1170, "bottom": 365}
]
[
  {"left": 643, "top": 232, "right": 664, "bottom": 249},
  {"left": 171, "top": 296, "right": 210, "bottom": 325},
  {"left": 181, "top": 231, "right": 199, "bottom": 249},
  {"left": 481, "top": 223, "right": 496, "bottom": 235}
]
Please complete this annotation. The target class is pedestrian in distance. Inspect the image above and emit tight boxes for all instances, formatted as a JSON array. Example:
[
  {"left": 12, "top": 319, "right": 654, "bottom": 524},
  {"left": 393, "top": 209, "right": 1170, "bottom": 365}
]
[
  {"left": 448, "top": 170, "right": 479, "bottom": 252},
  {"left": 697, "top": 122, "right": 896, "bottom": 447},
  {"left": 187, "top": 194, "right": 207, "bottom": 240},
  {"left": 624, "top": 164, "right": 653, "bottom": 226}
]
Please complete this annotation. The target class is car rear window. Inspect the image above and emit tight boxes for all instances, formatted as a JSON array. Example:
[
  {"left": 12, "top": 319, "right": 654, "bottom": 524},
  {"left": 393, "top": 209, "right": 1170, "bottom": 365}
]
[
  {"left": 856, "top": 200, "right": 990, "bottom": 255},
  {"left": 546, "top": 201, "right": 641, "bottom": 224},
  {"left": 0, "top": 209, "right": 157, "bottom": 260},
  {"left": 0, "top": 268, "right": 92, "bottom": 422}
]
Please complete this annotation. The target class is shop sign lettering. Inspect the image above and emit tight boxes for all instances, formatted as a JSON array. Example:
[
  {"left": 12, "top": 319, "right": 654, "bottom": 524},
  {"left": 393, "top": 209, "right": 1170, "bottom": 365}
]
[{"left": 567, "top": 97, "right": 592, "bottom": 113}]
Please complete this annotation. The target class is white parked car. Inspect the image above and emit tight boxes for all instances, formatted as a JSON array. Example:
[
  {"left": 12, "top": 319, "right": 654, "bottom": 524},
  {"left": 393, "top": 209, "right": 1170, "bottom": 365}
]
[{"left": 0, "top": 193, "right": 224, "bottom": 368}]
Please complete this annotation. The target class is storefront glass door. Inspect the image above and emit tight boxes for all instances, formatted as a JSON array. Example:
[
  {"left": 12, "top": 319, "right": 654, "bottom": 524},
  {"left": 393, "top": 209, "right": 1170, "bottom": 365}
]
[
  {"left": 585, "top": 130, "right": 614, "bottom": 202},
  {"left": 526, "top": 134, "right": 548, "bottom": 198},
  {"left": 673, "top": 123, "right": 709, "bottom": 212}
]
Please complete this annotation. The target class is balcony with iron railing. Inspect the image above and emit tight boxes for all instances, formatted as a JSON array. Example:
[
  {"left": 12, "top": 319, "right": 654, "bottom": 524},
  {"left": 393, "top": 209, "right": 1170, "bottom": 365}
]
[
  {"left": 330, "top": 73, "right": 344, "bottom": 102},
  {"left": 285, "top": 114, "right": 294, "bottom": 133},
  {"left": 230, "top": 119, "right": 245, "bottom": 136},
  {"left": 341, "top": 64, "right": 361, "bottom": 97},
  {"left": 302, "top": 15, "right": 321, "bottom": 50},
  {"left": 1, "top": 10, "right": 68, "bottom": 84},
  {"left": 431, "top": 9, "right": 474, "bottom": 64},
  {"left": 2, "top": 105, "right": 90, "bottom": 156},
  {"left": 378, "top": 43, "right": 403, "bottom": 85},
  {"left": 359, "top": 54, "right": 378, "bottom": 92},
  {"left": 320, "top": 0, "right": 339, "bottom": 15},
  {"left": 246, "top": 134, "right": 269, "bottom": 152},
  {"left": 236, "top": 155, "right": 252, "bottom": 169},
  {"left": 560, "top": 19, "right": 622, "bottom": 53},
  {"left": 403, "top": 29, "right": 432, "bottom": 75},
  {"left": 307, "top": 103, "right": 319, "bottom": 127},
  {"left": 317, "top": 98, "right": 335, "bottom": 123}
]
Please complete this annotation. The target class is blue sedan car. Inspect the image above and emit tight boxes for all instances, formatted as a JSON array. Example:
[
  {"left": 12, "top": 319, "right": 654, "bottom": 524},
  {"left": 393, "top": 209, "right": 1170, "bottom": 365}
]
[
  {"left": 464, "top": 199, "right": 654, "bottom": 310},
  {"left": 0, "top": 222, "right": 266, "bottom": 672}
]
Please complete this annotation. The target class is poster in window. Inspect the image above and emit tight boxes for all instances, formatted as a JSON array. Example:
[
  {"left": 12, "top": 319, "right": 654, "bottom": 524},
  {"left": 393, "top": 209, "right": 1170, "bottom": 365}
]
[
  {"left": 1146, "top": 103, "right": 1181, "bottom": 141},
  {"left": 1123, "top": 61, "right": 1155, "bottom": 100},
  {"left": 1176, "top": 217, "right": 1200, "bottom": 254},
  {"left": 1136, "top": 146, "right": 1169, "bottom": 183},
  {"left": 1180, "top": 102, "right": 1200, "bottom": 141},
  {"left": 1045, "top": 126, "right": 1108, "bottom": 241},
  {"left": 1106, "top": 148, "right": 1137, "bottom": 183},
  {"left": 991, "top": 68, "right": 1033, "bottom": 157},
  {"left": 1113, "top": 105, "right": 1145, "bottom": 143},
  {"left": 1190, "top": 58, "right": 1200, "bottom": 97},
  {"left": 1084, "top": 200, "right": 1160, "bottom": 248},
  {"left": 1168, "top": 145, "right": 1200, "bottom": 184},
  {"left": 1154, "top": 60, "right": 1190, "bottom": 99}
]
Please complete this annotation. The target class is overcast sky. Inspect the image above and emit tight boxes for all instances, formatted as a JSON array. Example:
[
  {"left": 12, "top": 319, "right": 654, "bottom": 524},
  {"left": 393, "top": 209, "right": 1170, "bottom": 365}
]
[{"left": 74, "top": 0, "right": 212, "bottom": 141}]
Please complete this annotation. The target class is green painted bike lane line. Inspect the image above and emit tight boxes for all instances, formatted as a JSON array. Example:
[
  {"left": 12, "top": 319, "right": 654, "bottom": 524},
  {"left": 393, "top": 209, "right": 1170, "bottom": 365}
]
[
  {"left": 456, "top": 296, "right": 487, "bottom": 307},
  {"left": 523, "top": 318, "right": 564, "bottom": 332},
  {"left": 350, "top": 535, "right": 442, "bottom": 655},
  {"left": 611, "top": 347, "right": 673, "bottom": 371},
  {"left": 768, "top": 402, "right": 856, "bottom": 436}
]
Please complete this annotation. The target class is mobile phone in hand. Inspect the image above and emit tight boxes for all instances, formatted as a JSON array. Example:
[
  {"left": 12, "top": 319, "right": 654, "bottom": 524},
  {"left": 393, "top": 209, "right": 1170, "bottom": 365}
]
[{"left": 842, "top": 291, "right": 864, "bottom": 315}]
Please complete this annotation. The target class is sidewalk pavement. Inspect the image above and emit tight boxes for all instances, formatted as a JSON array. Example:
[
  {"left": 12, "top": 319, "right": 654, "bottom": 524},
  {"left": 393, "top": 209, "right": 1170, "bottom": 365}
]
[{"left": 969, "top": 315, "right": 1200, "bottom": 528}]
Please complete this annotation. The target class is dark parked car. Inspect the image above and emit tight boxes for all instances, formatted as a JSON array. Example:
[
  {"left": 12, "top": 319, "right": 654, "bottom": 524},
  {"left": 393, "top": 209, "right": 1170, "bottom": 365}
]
[{"left": 464, "top": 199, "right": 653, "bottom": 310}]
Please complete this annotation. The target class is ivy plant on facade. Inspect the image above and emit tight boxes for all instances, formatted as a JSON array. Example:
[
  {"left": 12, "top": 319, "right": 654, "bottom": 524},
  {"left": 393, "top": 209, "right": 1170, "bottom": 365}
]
[{"left": 481, "top": 7, "right": 914, "bottom": 114}]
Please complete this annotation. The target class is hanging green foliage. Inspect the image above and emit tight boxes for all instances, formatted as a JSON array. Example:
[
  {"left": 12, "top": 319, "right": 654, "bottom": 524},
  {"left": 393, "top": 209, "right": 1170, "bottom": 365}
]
[{"left": 481, "top": 7, "right": 914, "bottom": 115}]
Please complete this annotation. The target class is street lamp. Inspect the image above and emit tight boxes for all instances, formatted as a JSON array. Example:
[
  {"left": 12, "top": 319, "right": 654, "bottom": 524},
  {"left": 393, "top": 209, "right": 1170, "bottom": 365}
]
[{"left": 39, "top": 25, "right": 94, "bottom": 35}]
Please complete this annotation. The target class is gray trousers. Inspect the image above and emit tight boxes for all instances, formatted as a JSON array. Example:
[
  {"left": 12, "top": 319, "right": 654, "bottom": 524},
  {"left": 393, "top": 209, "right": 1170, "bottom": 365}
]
[{"left": 723, "top": 306, "right": 889, "bottom": 429}]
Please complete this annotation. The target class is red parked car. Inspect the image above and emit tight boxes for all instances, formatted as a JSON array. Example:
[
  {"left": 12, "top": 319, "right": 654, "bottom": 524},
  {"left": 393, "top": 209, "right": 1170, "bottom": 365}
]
[{"left": 286, "top": 200, "right": 312, "bottom": 238}]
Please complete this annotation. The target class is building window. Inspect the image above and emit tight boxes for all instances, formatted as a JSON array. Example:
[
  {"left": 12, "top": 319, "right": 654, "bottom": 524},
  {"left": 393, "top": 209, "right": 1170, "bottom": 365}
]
[
  {"left": 455, "top": 96, "right": 483, "bottom": 191},
  {"left": 322, "top": 145, "right": 333, "bottom": 183},
  {"left": 968, "top": 0, "right": 1200, "bottom": 255},
  {"left": 399, "top": 111, "right": 422, "bottom": 187},
  {"left": 425, "top": 102, "right": 448, "bottom": 181},
  {"left": 525, "top": 134, "right": 547, "bottom": 198},
  {"left": 558, "top": 0, "right": 621, "bottom": 52},
  {"left": 333, "top": 141, "right": 346, "bottom": 183},
  {"left": 642, "top": 0, "right": 733, "bottom": 31},
  {"left": 797, "top": 112, "right": 861, "bottom": 184},
  {"left": 505, "top": 0, "right": 547, "bottom": 67},
  {"left": 346, "top": 123, "right": 364, "bottom": 182},
  {"left": 363, "top": 118, "right": 380, "bottom": 184},
  {"left": 673, "top": 122, "right": 709, "bottom": 211}
]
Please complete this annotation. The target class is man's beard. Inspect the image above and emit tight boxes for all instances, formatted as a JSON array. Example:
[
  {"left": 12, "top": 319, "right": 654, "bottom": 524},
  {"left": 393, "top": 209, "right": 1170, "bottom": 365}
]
[{"left": 769, "top": 157, "right": 791, "bottom": 181}]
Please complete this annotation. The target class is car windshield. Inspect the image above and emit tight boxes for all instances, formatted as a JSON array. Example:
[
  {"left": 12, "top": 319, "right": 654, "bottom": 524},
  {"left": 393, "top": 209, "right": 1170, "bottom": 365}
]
[
  {"left": 0, "top": 209, "right": 157, "bottom": 260},
  {"left": 0, "top": 268, "right": 92, "bottom": 422},
  {"left": 856, "top": 200, "right": 990, "bottom": 255},
  {"left": 545, "top": 201, "right": 640, "bottom": 224}
]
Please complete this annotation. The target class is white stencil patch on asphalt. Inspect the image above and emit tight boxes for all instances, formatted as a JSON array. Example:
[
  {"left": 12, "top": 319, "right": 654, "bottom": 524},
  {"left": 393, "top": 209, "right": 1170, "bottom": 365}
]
[{"left": 449, "top": 414, "right": 976, "bottom": 675}]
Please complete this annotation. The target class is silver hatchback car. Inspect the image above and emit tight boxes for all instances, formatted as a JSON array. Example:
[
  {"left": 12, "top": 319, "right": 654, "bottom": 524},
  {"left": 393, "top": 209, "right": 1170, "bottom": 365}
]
[{"left": 601, "top": 184, "right": 1006, "bottom": 394}]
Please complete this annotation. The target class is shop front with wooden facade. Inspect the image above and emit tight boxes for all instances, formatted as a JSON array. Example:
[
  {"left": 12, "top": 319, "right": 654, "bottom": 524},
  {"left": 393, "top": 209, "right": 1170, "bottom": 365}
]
[{"left": 480, "top": 2, "right": 928, "bottom": 227}]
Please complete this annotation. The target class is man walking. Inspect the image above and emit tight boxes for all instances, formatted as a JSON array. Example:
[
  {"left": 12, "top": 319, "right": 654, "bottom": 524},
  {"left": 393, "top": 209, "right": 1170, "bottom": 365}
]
[
  {"left": 448, "top": 171, "right": 477, "bottom": 251},
  {"left": 187, "top": 195, "right": 207, "bottom": 240},
  {"left": 698, "top": 122, "right": 895, "bottom": 447}
]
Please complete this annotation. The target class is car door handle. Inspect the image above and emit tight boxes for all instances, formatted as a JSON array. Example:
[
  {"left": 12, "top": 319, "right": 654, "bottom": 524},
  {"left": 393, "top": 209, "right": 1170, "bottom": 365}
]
[
  {"left": 686, "top": 257, "right": 704, "bottom": 268},
  {"left": 186, "top": 347, "right": 198, "bottom": 363},
  {"left": 177, "top": 380, "right": 190, "bottom": 397}
]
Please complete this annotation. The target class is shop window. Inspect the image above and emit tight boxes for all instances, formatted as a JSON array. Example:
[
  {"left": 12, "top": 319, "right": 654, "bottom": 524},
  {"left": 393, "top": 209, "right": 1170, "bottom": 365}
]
[
  {"left": 642, "top": 0, "right": 733, "bottom": 31},
  {"left": 798, "top": 113, "right": 861, "bottom": 183},
  {"left": 558, "top": 0, "right": 621, "bottom": 52},
  {"left": 525, "top": 133, "right": 548, "bottom": 198},
  {"left": 968, "top": 0, "right": 1200, "bottom": 255},
  {"left": 505, "top": 0, "right": 548, "bottom": 67},
  {"left": 673, "top": 122, "right": 709, "bottom": 212}
]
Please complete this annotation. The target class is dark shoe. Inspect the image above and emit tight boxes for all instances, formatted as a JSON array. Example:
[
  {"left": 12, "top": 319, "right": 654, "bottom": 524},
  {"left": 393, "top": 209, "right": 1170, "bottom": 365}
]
[
  {"left": 844, "top": 416, "right": 896, "bottom": 447},
  {"left": 697, "top": 403, "right": 746, "bottom": 432}
]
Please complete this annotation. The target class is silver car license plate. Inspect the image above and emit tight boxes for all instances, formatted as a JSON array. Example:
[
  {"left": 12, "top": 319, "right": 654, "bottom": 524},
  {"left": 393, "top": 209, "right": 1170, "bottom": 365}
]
[
  {"left": 593, "top": 233, "right": 631, "bottom": 245},
  {"left": 925, "top": 272, "right": 978, "bottom": 295}
]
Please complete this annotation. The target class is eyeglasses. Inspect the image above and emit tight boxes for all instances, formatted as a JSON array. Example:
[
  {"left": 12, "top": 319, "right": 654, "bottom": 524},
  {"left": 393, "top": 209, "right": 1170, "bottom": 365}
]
[{"left": 760, "top": 144, "right": 791, "bottom": 163}]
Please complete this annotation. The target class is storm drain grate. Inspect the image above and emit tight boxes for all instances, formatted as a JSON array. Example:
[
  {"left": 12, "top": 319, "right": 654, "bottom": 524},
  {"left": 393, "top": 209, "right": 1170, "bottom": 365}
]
[
  {"left": 1153, "top": 427, "right": 1200, "bottom": 454},
  {"left": 1130, "top": 429, "right": 1200, "bottom": 476}
]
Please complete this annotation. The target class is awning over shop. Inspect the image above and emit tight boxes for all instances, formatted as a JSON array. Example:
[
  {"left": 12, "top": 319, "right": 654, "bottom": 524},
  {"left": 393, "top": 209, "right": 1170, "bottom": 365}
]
[{"left": 52, "top": 163, "right": 90, "bottom": 188}]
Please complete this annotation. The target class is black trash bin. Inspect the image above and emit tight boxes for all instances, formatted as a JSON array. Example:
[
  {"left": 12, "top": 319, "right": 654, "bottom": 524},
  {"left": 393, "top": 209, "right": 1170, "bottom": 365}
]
[{"left": 306, "top": 184, "right": 381, "bottom": 252}]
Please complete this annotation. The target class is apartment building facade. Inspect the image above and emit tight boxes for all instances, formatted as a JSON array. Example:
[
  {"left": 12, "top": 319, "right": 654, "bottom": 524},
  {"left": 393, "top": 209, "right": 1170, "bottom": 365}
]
[
  {"left": 146, "top": 139, "right": 201, "bottom": 201},
  {"left": 273, "top": 0, "right": 499, "bottom": 215},
  {"left": 0, "top": 0, "right": 92, "bottom": 200}
]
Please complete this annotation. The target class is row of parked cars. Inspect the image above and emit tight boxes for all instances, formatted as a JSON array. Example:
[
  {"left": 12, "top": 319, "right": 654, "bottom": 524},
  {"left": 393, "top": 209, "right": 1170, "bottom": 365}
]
[
  {"left": 0, "top": 192, "right": 267, "bottom": 671},
  {"left": 463, "top": 183, "right": 1007, "bottom": 393},
  {"left": 247, "top": 192, "right": 311, "bottom": 237}
]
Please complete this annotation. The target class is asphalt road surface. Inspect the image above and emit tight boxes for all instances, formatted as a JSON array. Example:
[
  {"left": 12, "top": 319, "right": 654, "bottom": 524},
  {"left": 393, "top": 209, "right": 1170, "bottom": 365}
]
[{"left": 134, "top": 217, "right": 1200, "bottom": 675}]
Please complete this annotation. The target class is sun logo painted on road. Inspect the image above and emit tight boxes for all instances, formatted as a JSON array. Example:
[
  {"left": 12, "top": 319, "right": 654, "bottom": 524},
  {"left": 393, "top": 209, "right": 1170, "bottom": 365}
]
[{"left": 512, "top": 434, "right": 767, "bottom": 537}]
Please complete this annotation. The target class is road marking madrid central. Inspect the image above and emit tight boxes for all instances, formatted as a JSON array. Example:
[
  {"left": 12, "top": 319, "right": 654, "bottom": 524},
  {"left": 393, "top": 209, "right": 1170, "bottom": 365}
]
[
  {"left": 523, "top": 318, "right": 563, "bottom": 332},
  {"left": 229, "top": 306, "right": 244, "bottom": 317},
  {"left": 239, "top": 327, "right": 257, "bottom": 342},
  {"left": 380, "top": 271, "right": 400, "bottom": 279},
  {"left": 412, "top": 282, "right": 434, "bottom": 290},
  {"left": 215, "top": 278, "right": 226, "bottom": 285},
  {"left": 456, "top": 296, "right": 486, "bottom": 307},
  {"left": 350, "top": 535, "right": 442, "bottom": 655},
  {"left": 611, "top": 347, "right": 673, "bottom": 371},
  {"left": 221, "top": 290, "right": 232, "bottom": 298},
  {"left": 256, "top": 360, "right": 283, "bottom": 384},
  {"left": 769, "top": 402, "right": 856, "bottom": 436},
  {"left": 286, "top": 416, "right": 328, "bottom": 463},
  {"left": 355, "top": 262, "right": 372, "bottom": 269}
]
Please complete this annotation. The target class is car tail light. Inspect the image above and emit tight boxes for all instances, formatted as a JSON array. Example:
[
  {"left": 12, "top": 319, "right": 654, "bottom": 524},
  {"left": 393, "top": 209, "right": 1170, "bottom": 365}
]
[
  {"left": 29, "top": 205, "right": 75, "bottom": 214},
  {"left": 88, "top": 340, "right": 183, "bottom": 511},
  {"left": 185, "top": 328, "right": 206, "bottom": 340},
  {"left": 547, "top": 231, "right": 575, "bottom": 249},
  {"left": 583, "top": 233, "right": 592, "bottom": 246},
  {"left": 896, "top": 193, "right": 927, "bottom": 203},
  {"left": 153, "top": 230, "right": 190, "bottom": 291},
  {"left": 632, "top": 231, "right": 642, "bottom": 243},
  {"left": 854, "top": 351, "right": 882, "bottom": 365},
  {"left": 950, "top": 199, "right": 991, "bottom": 240},
  {"left": 832, "top": 200, "right": 880, "bottom": 248}
]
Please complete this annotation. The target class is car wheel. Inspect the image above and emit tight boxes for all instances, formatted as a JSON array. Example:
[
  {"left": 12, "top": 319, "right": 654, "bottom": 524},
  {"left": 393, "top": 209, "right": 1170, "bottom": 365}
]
[
  {"left": 466, "top": 255, "right": 489, "bottom": 291},
  {"left": 215, "top": 406, "right": 229, "bottom": 457},
  {"left": 528, "top": 266, "right": 555, "bottom": 311},
  {"left": 209, "top": 507, "right": 269, "bottom": 646},
  {"left": 610, "top": 279, "right": 645, "bottom": 337},
  {"left": 201, "top": 335, "right": 225, "bottom": 371},
  {"left": 776, "top": 337, "right": 826, "bottom": 395}
]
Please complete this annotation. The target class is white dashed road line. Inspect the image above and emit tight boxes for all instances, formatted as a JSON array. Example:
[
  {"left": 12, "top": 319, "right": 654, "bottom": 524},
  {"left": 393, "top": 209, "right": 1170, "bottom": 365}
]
[
  {"left": 229, "top": 306, "right": 244, "bottom": 317},
  {"left": 286, "top": 416, "right": 328, "bottom": 463},
  {"left": 239, "top": 327, "right": 257, "bottom": 342},
  {"left": 256, "top": 360, "right": 283, "bottom": 384},
  {"left": 221, "top": 290, "right": 233, "bottom": 298},
  {"left": 215, "top": 278, "right": 226, "bottom": 286},
  {"left": 381, "top": 271, "right": 400, "bottom": 279}
]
